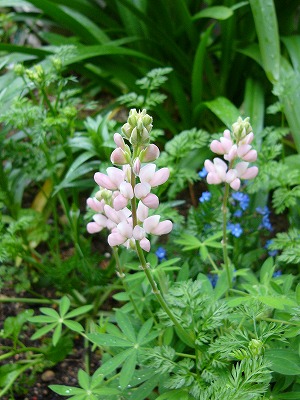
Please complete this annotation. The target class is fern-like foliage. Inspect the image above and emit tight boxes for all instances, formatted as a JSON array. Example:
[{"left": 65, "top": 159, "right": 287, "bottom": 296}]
[
  {"left": 118, "top": 67, "right": 172, "bottom": 109},
  {"left": 268, "top": 228, "right": 300, "bottom": 264}
]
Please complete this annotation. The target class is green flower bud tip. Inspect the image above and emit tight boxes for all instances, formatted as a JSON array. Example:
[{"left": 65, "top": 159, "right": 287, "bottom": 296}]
[
  {"left": 14, "top": 64, "right": 25, "bottom": 76},
  {"left": 248, "top": 339, "right": 263, "bottom": 356},
  {"left": 232, "top": 116, "right": 252, "bottom": 142}
]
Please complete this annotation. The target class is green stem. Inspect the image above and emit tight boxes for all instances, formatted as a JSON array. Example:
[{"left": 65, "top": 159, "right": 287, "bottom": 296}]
[
  {"left": 135, "top": 241, "right": 194, "bottom": 347},
  {"left": 222, "top": 182, "right": 231, "bottom": 290},
  {"left": 207, "top": 252, "right": 219, "bottom": 272},
  {"left": 0, "top": 297, "right": 56, "bottom": 304}
]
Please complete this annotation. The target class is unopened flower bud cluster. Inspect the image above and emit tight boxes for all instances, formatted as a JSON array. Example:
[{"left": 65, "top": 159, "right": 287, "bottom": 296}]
[
  {"left": 205, "top": 117, "right": 258, "bottom": 191},
  {"left": 87, "top": 109, "right": 172, "bottom": 252}
]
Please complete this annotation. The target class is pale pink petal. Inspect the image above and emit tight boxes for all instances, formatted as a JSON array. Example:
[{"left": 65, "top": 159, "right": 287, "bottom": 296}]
[
  {"left": 207, "top": 172, "right": 222, "bottom": 184},
  {"left": 225, "top": 169, "right": 238, "bottom": 183},
  {"left": 235, "top": 161, "right": 249, "bottom": 177},
  {"left": 93, "top": 214, "right": 107, "bottom": 227},
  {"left": 241, "top": 132, "right": 254, "bottom": 145},
  {"left": 134, "top": 182, "right": 151, "bottom": 199},
  {"left": 151, "top": 220, "right": 173, "bottom": 235},
  {"left": 113, "top": 194, "right": 128, "bottom": 211},
  {"left": 120, "top": 207, "right": 132, "bottom": 220},
  {"left": 143, "top": 215, "right": 160, "bottom": 233},
  {"left": 242, "top": 149, "right": 257, "bottom": 162},
  {"left": 142, "top": 144, "right": 160, "bottom": 162},
  {"left": 204, "top": 159, "right": 215, "bottom": 173},
  {"left": 139, "top": 164, "right": 156, "bottom": 183},
  {"left": 210, "top": 140, "right": 224, "bottom": 154},
  {"left": 94, "top": 172, "right": 117, "bottom": 190},
  {"left": 113, "top": 133, "right": 125, "bottom": 149},
  {"left": 133, "top": 225, "right": 146, "bottom": 240},
  {"left": 107, "top": 167, "right": 125, "bottom": 187},
  {"left": 86, "top": 197, "right": 104, "bottom": 213},
  {"left": 137, "top": 201, "right": 149, "bottom": 222},
  {"left": 237, "top": 144, "right": 251, "bottom": 158},
  {"left": 117, "top": 221, "right": 133, "bottom": 239},
  {"left": 220, "top": 137, "right": 233, "bottom": 153},
  {"left": 104, "top": 205, "right": 121, "bottom": 224},
  {"left": 224, "top": 145, "right": 237, "bottom": 162},
  {"left": 150, "top": 167, "right": 170, "bottom": 187},
  {"left": 214, "top": 158, "right": 228, "bottom": 180},
  {"left": 119, "top": 181, "right": 134, "bottom": 199},
  {"left": 140, "top": 237, "right": 151, "bottom": 252},
  {"left": 108, "top": 232, "right": 126, "bottom": 247},
  {"left": 133, "top": 157, "right": 141, "bottom": 175},
  {"left": 230, "top": 178, "right": 241, "bottom": 191},
  {"left": 142, "top": 193, "right": 159, "bottom": 209},
  {"left": 241, "top": 166, "right": 258, "bottom": 179},
  {"left": 87, "top": 222, "right": 102, "bottom": 234},
  {"left": 110, "top": 148, "right": 127, "bottom": 165}
]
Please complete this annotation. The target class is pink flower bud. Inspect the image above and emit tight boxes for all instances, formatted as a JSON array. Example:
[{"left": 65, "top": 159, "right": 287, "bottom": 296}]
[
  {"left": 140, "top": 237, "right": 150, "bottom": 252},
  {"left": 230, "top": 178, "right": 241, "bottom": 191},
  {"left": 113, "top": 194, "right": 128, "bottom": 211},
  {"left": 224, "top": 144, "right": 237, "bottom": 161},
  {"left": 241, "top": 166, "right": 258, "bottom": 179},
  {"left": 113, "top": 133, "right": 125, "bottom": 149},
  {"left": 150, "top": 167, "right": 169, "bottom": 187},
  {"left": 141, "top": 144, "right": 160, "bottom": 162},
  {"left": 137, "top": 201, "right": 149, "bottom": 222},
  {"left": 87, "top": 222, "right": 102, "bottom": 234},
  {"left": 237, "top": 144, "right": 252, "bottom": 158},
  {"left": 210, "top": 140, "right": 224, "bottom": 154},
  {"left": 134, "top": 182, "right": 151, "bottom": 199},
  {"left": 108, "top": 232, "right": 126, "bottom": 247},
  {"left": 117, "top": 221, "right": 133, "bottom": 239},
  {"left": 133, "top": 225, "right": 145, "bottom": 240},
  {"left": 110, "top": 148, "right": 128, "bottom": 165},
  {"left": 242, "top": 149, "right": 257, "bottom": 162},
  {"left": 119, "top": 181, "right": 134, "bottom": 199},
  {"left": 143, "top": 215, "right": 173, "bottom": 235},
  {"left": 94, "top": 172, "right": 117, "bottom": 190},
  {"left": 142, "top": 193, "right": 159, "bottom": 209},
  {"left": 133, "top": 157, "right": 141, "bottom": 175}
]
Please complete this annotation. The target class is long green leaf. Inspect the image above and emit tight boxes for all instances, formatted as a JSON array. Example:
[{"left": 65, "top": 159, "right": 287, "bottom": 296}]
[
  {"left": 204, "top": 97, "right": 240, "bottom": 128},
  {"left": 87, "top": 333, "right": 133, "bottom": 348},
  {"left": 281, "top": 36, "right": 300, "bottom": 71},
  {"left": 119, "top": 350, "right": 137, "bottom": 389},
  {"left": 192, "top": 6, "right": 233, "bottom": 21},
  {"left": 249, "top": 0, "right": 280, "bottom": 82}
]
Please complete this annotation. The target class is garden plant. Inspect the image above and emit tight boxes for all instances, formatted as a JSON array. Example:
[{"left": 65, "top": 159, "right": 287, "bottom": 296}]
[{"left": 1, "top": 0, "right": 300, "bottom": 399}]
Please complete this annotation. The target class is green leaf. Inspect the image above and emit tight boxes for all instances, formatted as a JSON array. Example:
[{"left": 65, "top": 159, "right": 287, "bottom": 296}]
[
  {"left": 53, "top": 323, "right": 62, "bottom": 346},
  {"left": 282, "top": 35, "right": 300, "bottom": 71},
  {"left": 97, "top": 348, "right": 134, "bottom": 376},
  {"left": 30, "top": 323, "right": 57, "bottom": 340},
  {"left": 119, "top": 350, "right": 137, "bottom": 389},
  {"left": 115, "top": 310, "right": 136, "bottom": 343},
  {"left": 204, "top": 97, "right": 240, "bottom": 128},
  {"left": 59, "top": 296, "right": 71, "bottom": 317},
  {"left": 258, "top": 296, "right": 296, "bottom": 310},
  {"left": 27, "top": 315, "right": 57, "bottom": 323},
  {"left": 49, "top": 385, "right": 84, "bottom": 396},
  {"left": 174, "top": 234, "right": 201, "bottom": 251},
  {"left": 156, "top": 389, "right": 193, "bottom": 399},
  {"left": 265, "top": 349, "right": 300, "bottom": 375},
  {"left": 87, "top": 333, "right": 133, "bottom": 347},
  {"left": 137, "top": 318, "right": 153, "bottom": 344},
  {"left": 66, "top": 305, "right": 93, "bottom": 319},
  {"left": 63, "top": 320, "right": 84, "bottom": 333},
  {"left": 249, "top": 0, "right": 280, "bottom": 82},
  {"left": 259, "top": 257, "right": 274, "bottom": 284},
  {"left": 192, "top": 6, "right": 233, "bottom": 21},
  {"left": 39, "top": 307, "right": 60, "bottom": 318},
  {"left": 78, "top": 369, "right": 90, "bottom": 390}
]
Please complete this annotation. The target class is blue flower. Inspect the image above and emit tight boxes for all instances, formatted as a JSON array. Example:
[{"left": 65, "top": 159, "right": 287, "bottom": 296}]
[
  {"left": 199, "top": 191, "right": 211, "bottom": 203},
  {"left": 265, "top": 240, "right": 278, "bottom": 256},
  {"left": 198, "top": 167, "right": 208, "bottom": 178},
  {"left": 207, "top": 273, "right": 218, "bottom": 288},
  {"left": 156, "top": 247, "right": 167, "bottom": 262},
  {"left": 227, "top": 222, "right": 243, "bottom": 238},
  {"left": 256, "top": 206, "right": 270, "bottom": 215},
  {"left": 233, "top": 209, "right": 243, "bottom": 218},
  {"left": 232, "top": 192, "right": 250, "bottom": 210},
  {"left": 256, "top": 207, "right": 273, "bottom": 231},
  {"left": 273, "top": 270, "right": 282, "bottom": 278}
]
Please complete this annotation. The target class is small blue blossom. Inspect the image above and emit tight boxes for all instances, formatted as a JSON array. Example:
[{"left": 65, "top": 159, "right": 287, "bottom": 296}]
[
  {"left": 233, "top": 209, "right": 243, "bottom": 218},
  {"left": 256, "top": 206, "right": 273, "bottom": 231},
  {"left": 207, "top": 273, "right": 218, "bottom": 288},
  {"left": 155, "top": 247, "right": 167, "bottom": 262},
  {"left": 227, "top": 222, "right": 243, "bottom": 238},
  {"left": 199, "top": 191, "right": 212, "bottom": 203},
  {"left": 265, "top": 240, "right": 278, "bottom": 256},
  {"left": 198, "top": 167, "right": 208, "bottom": 178},
  {"left": 231, "top": 192, "right": 250, "bottom": 210},
  {"left": 273, "top": 270, "right": 282, "bottom": 278}
]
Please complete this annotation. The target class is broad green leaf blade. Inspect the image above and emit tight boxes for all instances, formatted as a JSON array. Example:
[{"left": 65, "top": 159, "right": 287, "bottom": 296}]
[
  {"left": 265, "top": 349, "right": 300, "bottom": 375},
  {"left": 66, "top": 305, "right": 93, "bottom": 319},
  {"left": 63, "top": 320, "right": 84, "bottom": 333},
  {"left": 59, "top": 296, "right": 71, "bottom": 317},
  {"left": 192, "top": 6, "right": 233, "bottom": 21},
  {"left": 30, "top": 323, "right": 57, "bottom": 340},
  {"left": 27, "top": 315, "right": 57, "bottom": 323},
  {"left": 78, "top": 369, "right": 90, "bottom": 390},
  {"left": 257, "top": 296, "right": 297, "bottom": 310},
  {"left": 97, "top": 348, "right": 133, "bottom": 376},
  {"left": 204, "top": 97, "right": 240, "bottom": 128},
  {"left": 249, "top": 0, "right": 280, "bottom": 82},
  {"left": 39, "top": 307, "right": 60, "bottom": 318},
  {"left": 49, "top": 385, "right": 84, "bottom": 396},
  {"left": 87, "top": 333, "right": 133, "bottom": 348},
  {"left": 119, "top": 350, "right": 137, "bottom": 389},
  {"left": 115, "top": 310, "right": 136, "bottom": 343},
  {"left": 53, "top": 323, "right": 62, "bottom": 346},
  {"left": 137, "top": 318, "right": 153, "bottom": 344},
  {"left": 281, "top": 35, "right": 300, "bottom": 71},
  {"left": 259, "top": 257, "right": 274, "bottom": 284}
]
